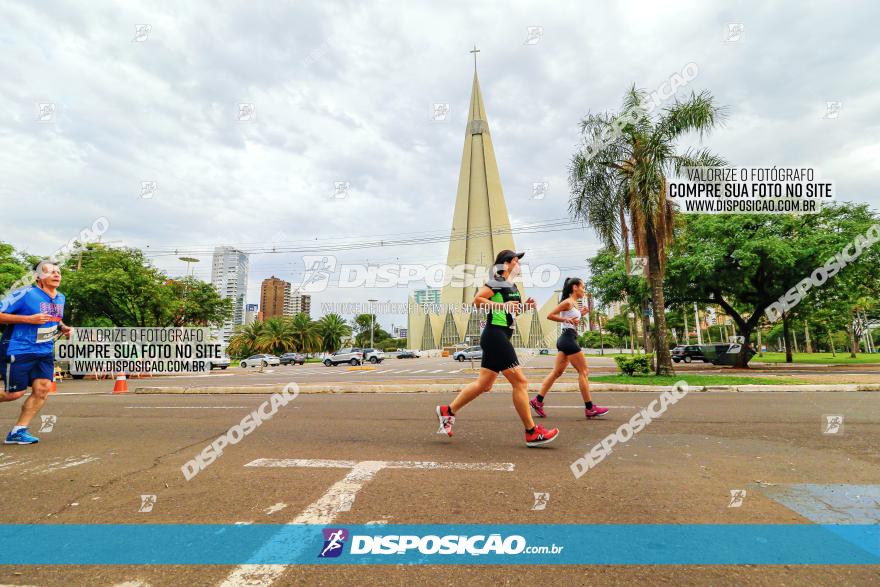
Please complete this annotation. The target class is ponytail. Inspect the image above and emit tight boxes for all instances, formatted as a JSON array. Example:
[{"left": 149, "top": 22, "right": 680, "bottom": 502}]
[{"left": 561, "top": 277, "right": 583, "bottom": 301}]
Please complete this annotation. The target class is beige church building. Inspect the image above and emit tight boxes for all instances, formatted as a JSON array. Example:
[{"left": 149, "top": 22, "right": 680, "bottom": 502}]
[{"left": 407, "top": 69, "right": 561, "bottom": 351}]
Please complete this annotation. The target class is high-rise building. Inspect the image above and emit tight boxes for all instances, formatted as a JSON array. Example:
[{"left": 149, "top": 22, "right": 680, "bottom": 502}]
[
  {"left": 261, "top": 276, "right": 290, "bottom": 319},
  {"left": 407, "top": 65, "right": 556, "bottom": 350},
  {"left": 211, "top": 246, "right": 249, "bottom": 344},
  {"left": 287, "top": 291, "right": 311, "bottom": 317}
]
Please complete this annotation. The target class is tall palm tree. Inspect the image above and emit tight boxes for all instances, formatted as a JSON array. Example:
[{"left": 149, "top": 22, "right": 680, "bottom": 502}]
[
  {"left": 316, "top": 313, "right": 351, "bottom": 353},
  {"left": 256, "top": 317, "right": 297, "bottom": 355},
  {"left": 227, "top": 321, "right": 265, "bottom": 358},
  {"left": 289, "top": 312, "right": 321, "bottom": 353},
  {"left": 569, "top": 86, "right": 726, "bottom": 374}
]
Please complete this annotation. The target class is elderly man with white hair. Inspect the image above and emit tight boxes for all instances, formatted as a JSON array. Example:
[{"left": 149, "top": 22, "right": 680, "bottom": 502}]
[{"left": 0, "top": 260, "right": 72, "bottom": 444}]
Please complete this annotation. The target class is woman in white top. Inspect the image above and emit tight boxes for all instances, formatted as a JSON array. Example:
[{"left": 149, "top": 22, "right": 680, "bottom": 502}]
[{"left": 530, "top": 277, "right": 609, "bottom": 419}]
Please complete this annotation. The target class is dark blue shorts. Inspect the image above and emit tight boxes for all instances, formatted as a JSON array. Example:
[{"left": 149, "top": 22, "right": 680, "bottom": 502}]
[{"left": 3, "top": 353, "right": 54, "bottom": 392}]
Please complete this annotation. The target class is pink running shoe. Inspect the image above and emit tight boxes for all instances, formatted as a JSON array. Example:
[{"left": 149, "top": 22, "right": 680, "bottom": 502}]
[
  {"left": 436, "top": 405, "right": 455, "bottom": 437},
  {"left": 529, "top": 397, "right": 546, "bottom": 418},
  {"left": 585, "top": 406, "right": 609, "bottom": 418}
]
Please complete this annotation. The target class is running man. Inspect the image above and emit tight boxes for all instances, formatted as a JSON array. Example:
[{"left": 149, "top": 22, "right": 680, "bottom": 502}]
[
  {"left": 530, "top": 277, "right": 608, "bottom": 420},
  {"left": 436, "top": 250, "right": 559, "bottom": 447},
  {"left": 0, "top": 260, "right": 71, "bottom": 444}
]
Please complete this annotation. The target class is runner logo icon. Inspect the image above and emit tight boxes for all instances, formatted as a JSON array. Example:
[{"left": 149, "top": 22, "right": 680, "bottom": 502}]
[{"left": 319, "top": 528, "right": 349, "bottom": 558}]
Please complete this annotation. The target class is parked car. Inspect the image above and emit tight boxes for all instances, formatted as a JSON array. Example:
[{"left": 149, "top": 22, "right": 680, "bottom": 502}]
[
  {"left": 357, "top": 347, "right": 385, "bottom": 364},
  {"left": 453, "top": 346, "right": 482, "bottom": 361},
  {"left": 539, "top": 348, "right": 551, "bottom": 355},
  {"left": 239, "top": 354, "right": 280, "bottom": 368},
  {"left": 323, "top": 348, "right": 364, "bottom": 367},
  {"left": 671, "top": 345, "right": 707, "bottom": 363},
  {"left": 209, "top": 356, "right": 231, "bottom": 370},
  {"left": 279, "top": 352, "right": 306, "bottom": 365}
]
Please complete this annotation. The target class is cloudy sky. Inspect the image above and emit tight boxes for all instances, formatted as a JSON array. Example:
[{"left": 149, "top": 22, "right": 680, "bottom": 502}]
[{"left": 1, "top": 1, "right": 878, "bottom": 330}]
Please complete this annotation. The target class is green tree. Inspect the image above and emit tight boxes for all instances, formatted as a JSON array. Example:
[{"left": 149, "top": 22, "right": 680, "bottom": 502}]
[
  {"left": 570, "top": 87, "right": 726, "bottom": 374},
  {"left": 0, "top": 242, "right": 31, "bottom": 295},
  {"left": 227, "top": 322, "right": 264, "bottom": 359},
  {"left": 255, "top": 317, "right": 297, "bottom": 355},
  {"left": 166, "top": 276, "right": 232, "bottom": 327},
  {"left": 60, "top": 245, "right": 174, "bottom": 326},
  {"left": 316, "top": 313, "right": 351, "bottom": 353},
  {"left": 665, "top": 203, "right": 880, "bottom": 366},
  {"left": 289, "top": 312, "right": 321, "bottom": 353},
  {"left": 59, "top": 245, "right": 230, "bottom": 328}
]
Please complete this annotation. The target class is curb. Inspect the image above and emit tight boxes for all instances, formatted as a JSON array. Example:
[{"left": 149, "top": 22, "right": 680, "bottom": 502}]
[{"left": 133, "top": 382, "right": 880, "bottom": 395}]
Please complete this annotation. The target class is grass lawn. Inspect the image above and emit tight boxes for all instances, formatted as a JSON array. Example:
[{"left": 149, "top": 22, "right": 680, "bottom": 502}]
[
  {"left": 591, "top": 374, "right": 807, "bottom": 386},
  {"left": 753, "top": 352, "right": 880, "bottom": 365}
]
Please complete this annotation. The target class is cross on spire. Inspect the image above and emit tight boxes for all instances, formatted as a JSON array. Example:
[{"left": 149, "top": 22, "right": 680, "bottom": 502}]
[{"left": 470, "top": 44, "right": 480, "bottom": 72}]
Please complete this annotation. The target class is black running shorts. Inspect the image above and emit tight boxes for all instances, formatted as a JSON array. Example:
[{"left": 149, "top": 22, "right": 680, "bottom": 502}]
[
  {"left": 480, "top": 325, "right": 519, "bottom": 373},
  {"left": 556, "top": 329, "right": 581, "bottom": 355}
]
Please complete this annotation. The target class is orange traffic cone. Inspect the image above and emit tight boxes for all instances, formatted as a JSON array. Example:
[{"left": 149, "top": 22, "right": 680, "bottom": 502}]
[
  {"left": 112, "top": 373, "right": 128, "bottom": 394},
  {"left": 49, "top": 378, "right": 58, "bottom": 394}
]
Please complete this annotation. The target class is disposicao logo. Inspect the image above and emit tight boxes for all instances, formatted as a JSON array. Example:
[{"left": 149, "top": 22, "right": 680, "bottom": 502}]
[{"left": 319, "top": 528, "right": 349, "bottom": 558}]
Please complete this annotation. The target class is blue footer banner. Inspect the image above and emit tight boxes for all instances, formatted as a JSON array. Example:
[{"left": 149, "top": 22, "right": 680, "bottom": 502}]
[{"left": 0, "top": 524, "right": 877, "bottom": 565}]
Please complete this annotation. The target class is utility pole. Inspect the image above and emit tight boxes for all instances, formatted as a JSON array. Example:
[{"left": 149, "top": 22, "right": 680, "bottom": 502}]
[
  {"left": 682, "top": 308, "right": 689, "bottom": 345},
  {"left": 368, "top": 299, "right": 377, "bottom": 348}
]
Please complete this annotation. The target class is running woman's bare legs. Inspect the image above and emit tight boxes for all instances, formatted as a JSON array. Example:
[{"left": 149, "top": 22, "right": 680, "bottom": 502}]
[
  {"left": 502, "top": 366, "right": 534, "bottom": 430},
  {"left": 450, "top": 368, "right": 498, "bottom": 414},
  {"left": 567, "top": 351, "right": 592, "bottom": 404},
  {"left": 538, "top": 352, "right": 569, "bottom": 398}
]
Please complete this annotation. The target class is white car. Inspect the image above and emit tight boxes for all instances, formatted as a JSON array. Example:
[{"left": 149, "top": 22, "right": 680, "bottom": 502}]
[
  {"left": 209, "top": 356, "right": 231, "bottom": 370},
  {"left": 239, "top": 354, "right": 281, "bottom": 368},
  {"left": 357, "top": 347, "right": 385, "bottom": 364},
  {"left": 453, "top": 346, "right": 482, "bottom": 361},
  {"left": 323, "top": 348, "right": 364, "bottom": 366}
]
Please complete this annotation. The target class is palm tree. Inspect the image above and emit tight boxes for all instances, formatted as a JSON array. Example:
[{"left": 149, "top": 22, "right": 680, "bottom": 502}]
[
  {"left": 569, "top": 86, "right": 726, "bottom": 374},
  {"left": 289, "top": 312, "right": 321, "bottom": 353},
  {"left": 227, "top": 321, "right": 265, "bottom": 358},
  {"left": 316, "top": 313, "right": 351, "bottom": 353},
  {"left": 256, "top": 317, "right": 297, "bottom": 355}
]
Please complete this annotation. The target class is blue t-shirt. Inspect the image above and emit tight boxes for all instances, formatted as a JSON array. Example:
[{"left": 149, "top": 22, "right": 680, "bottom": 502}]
[{"left": 0, "top": 286, "right": 65, "bottom": 356}]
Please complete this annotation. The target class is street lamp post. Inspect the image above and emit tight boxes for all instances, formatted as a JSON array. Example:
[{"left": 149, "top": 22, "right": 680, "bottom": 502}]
[{"left": 368, "top": 299, "right": 378, "bottom": 348}]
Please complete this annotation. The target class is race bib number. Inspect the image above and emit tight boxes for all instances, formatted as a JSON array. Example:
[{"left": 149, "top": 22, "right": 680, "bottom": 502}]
[{"left": 36, "top": 325, "right": 58, "bottom": 343}]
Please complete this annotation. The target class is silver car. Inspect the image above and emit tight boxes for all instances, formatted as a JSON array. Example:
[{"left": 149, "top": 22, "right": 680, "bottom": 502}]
[
  {"left": 323, "top": 348, "right": 364, "bottom": 367},
  {"left": 239, "top": 354, "right": 281, "bottom": 368},
  {"left": 453, "top": 346, "right": 482, "bottom": 361}
]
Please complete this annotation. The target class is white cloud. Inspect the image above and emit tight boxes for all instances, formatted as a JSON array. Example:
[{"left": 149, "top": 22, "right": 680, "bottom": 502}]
[{"left": 0, "top": 0, "right": 877, "bottom": 327}]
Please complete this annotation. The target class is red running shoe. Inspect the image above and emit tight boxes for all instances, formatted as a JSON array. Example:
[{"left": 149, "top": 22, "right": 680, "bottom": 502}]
[
  {"left": 529, "top": 397, "right": 546, "bottom": 418},
  {"left": 585, "top": 406, "right": 609, "bottom": 418},
  {"left": 436, "top": 405, "right": 455, "bottom": 437},
  {"left": 525, "top": 425, "right": 559, "bottom": 447}
]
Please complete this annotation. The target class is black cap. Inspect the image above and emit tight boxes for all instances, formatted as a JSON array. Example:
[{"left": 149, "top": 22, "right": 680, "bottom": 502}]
[{"left": 496, "top": 250, "right": 525, "bottom": 264}]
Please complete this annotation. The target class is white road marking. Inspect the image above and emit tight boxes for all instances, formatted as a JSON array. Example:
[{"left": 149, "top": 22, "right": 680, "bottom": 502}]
[
  {"left": 428, "top": 370, "right": 444, "bottom": 374},
  {"left": 263, "top": 502, "right": 287, "bottom": 515},
  {"left": 26, "top": 454, "right": 99, "bottom": 475},
  {"left": 0, "top": 453, "right": 27, "bottom": 470},
  {"left": 221, "top": 458, "right": 515, "bottom": 586},
  {"left": 410, "top": 370, "right": 427, "bottom": 374}
]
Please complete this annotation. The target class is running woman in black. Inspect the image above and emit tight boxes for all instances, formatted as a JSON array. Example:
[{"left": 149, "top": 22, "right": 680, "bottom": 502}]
[
  {"left": 530, "top": 277, "right": 608, "bottom": 420},
  {"left": 436, "top": 250, "right": 559, "bottom": 447}
]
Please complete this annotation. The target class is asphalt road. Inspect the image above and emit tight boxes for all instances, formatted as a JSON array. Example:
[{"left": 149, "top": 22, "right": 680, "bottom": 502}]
[{"left": 0, "top": 388, "right": 878, "bottom": 585}]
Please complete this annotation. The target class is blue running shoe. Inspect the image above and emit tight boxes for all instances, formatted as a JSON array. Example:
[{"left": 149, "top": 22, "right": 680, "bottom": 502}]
[{"left": 5, "top": 428, "right": 39, "bottom": 444}]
